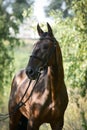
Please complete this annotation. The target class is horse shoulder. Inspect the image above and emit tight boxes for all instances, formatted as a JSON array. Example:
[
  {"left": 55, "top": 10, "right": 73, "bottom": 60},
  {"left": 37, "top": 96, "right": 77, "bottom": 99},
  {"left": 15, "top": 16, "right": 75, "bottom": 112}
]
[{"left": 9, "top": 69, "right": 27, "bottom": 106}]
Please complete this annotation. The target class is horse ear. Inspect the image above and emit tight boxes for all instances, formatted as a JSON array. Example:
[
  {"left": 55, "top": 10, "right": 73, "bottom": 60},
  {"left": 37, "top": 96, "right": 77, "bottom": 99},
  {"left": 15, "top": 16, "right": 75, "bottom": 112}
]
[
  {"left": 37, "top": 24, "right": 44, "bottom": 36},
  {"left": 47, "top": 22, "right": 53, "bottom": 37}
]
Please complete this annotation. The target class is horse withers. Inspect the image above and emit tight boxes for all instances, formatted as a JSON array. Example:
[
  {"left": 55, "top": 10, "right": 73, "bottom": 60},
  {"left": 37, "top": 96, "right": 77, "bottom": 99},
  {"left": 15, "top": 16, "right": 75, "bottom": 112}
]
[{"left": 8, "top": 23, "right": 68, "bottom": 130}]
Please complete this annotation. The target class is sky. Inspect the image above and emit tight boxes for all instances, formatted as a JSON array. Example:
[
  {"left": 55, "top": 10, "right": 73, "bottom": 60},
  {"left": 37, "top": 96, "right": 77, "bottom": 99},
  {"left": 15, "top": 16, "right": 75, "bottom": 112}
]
[
  {"left": 5, "top": 0, "right": 49, "bottom": 23},
  {"left": 34, "top": 0, "right": 50, "bottom": 23},
  {"left": 18, "top": 0, "right": 52, "bottom": 38},
  {"left": 10, "top": 0, "right": 51, "bottom": 38}
]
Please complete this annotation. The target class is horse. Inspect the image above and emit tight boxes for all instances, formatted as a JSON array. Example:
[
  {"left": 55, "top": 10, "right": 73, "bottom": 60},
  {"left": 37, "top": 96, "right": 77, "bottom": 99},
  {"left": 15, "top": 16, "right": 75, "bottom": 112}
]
[{"left": 8, "top": 23, "right": 68, "bottom": 130}]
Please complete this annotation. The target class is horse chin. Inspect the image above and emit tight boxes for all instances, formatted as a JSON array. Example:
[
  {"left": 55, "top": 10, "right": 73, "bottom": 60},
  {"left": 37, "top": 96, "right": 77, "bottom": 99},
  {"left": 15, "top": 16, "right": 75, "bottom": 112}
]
[{"left": 28, "top": 73, "right": 38, "bottom": 80}]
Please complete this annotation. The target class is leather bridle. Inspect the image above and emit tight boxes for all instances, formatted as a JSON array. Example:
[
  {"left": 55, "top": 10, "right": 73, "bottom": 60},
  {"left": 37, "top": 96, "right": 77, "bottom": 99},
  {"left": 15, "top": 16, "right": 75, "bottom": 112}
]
[{"left": 30, "top": 38, "right": 57, "bottom": 71}]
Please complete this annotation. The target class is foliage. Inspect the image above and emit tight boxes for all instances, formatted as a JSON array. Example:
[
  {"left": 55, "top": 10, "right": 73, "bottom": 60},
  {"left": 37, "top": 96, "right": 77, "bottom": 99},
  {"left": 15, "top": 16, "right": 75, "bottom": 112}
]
[
  {"left": 0, "top": 1, "right": 16, "bottom": 89},
  {"left": 0, "top": 0, "right": 33, "bottom": 126},
  {"left": 45, "top": 0, "right": 73, "bottom": 17},
  {"left": 0, "top": 0, "right": 33, "bottom": 89},
  {"left": 0, "top": 41, "right": 33, "bottom": 130},
  {"left": 0, "top": 4, "right": 33, "bottom": 130},
  {"left": 48, "top": 1, "right": 87, "bottom": 129},
  {"left": 64, "top": 87, "right": 87, "bottom": 130},
  {"left": 50, "top": 0, "right": 87, "bottom": 96}
]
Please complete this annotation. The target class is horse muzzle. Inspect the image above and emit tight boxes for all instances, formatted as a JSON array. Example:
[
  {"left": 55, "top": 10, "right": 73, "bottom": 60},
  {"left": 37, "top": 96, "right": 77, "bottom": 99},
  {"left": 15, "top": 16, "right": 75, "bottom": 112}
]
[{"left": 26, "top": 66, "right": 39, "bottom": 80}]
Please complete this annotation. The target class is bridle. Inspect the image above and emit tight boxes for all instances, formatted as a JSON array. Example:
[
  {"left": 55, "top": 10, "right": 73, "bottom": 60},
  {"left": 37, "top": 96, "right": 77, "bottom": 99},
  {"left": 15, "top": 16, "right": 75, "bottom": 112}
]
[{"left": 30, "top": 37, "right": 57, "bottom": 71}]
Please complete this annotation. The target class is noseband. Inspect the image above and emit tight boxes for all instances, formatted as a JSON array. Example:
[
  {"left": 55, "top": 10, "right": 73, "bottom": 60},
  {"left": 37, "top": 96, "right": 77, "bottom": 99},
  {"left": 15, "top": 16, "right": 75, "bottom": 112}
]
[{"left": 30, "top": 38, "right": 57, "bottom": 70}]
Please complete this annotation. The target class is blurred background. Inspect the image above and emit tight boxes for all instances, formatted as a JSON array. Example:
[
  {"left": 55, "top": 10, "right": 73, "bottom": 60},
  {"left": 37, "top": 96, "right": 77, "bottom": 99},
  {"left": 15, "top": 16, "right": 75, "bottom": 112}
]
[{"left": 0, "top": 0, "right": 87, "bottom": 129}]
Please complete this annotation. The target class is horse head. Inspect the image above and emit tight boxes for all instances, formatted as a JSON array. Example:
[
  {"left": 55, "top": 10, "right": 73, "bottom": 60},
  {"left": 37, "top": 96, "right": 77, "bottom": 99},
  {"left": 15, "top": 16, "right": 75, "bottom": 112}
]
[{"left": 26, "top": 23, "right": 57, "bottom": 80}]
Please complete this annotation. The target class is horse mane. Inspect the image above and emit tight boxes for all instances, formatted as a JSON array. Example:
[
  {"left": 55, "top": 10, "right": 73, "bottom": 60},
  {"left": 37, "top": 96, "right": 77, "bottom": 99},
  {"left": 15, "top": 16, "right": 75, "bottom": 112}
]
[
  {"left": 56, "top": 41, "right": 64, "bottom": 83},
  {"left": 39, "top": 31, "right": 64, "bottom": 82}
]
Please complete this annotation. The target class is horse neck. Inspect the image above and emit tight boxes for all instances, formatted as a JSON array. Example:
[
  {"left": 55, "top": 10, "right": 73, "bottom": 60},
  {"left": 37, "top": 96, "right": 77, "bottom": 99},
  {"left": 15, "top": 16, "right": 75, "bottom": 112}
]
[{"left": 48, "top": 43, "right": 64, "bottom": 92}]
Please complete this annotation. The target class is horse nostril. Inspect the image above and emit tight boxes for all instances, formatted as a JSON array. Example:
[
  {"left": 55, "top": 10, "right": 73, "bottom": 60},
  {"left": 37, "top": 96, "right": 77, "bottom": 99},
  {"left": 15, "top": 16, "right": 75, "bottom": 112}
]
[
  {"left": 26, "top": 67, "right": 34, "bottom": 77},
  {"left": 29, "top": 69, "right": 34, "bottom": 75}
]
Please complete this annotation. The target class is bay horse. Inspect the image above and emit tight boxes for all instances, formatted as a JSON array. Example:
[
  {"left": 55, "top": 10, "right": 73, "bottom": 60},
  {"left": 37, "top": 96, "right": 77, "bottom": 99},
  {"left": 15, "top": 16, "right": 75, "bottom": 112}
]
[{"left": 8, "top": 23, "right": 68, "bottom": 130}]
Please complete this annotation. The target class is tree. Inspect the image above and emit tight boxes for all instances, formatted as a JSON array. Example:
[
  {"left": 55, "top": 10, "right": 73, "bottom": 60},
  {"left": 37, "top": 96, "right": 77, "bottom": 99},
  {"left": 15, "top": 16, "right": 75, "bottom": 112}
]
[
  {"left": 49, "top": 1, "right": 87, "bottom": 129},
  {"left": 45, "top": 0, "right": 73, "bottom": 17},
  {"left": 49, "top": 0, "right": 87, "bottom": 95},
  {"left": 0, "top": 0, "right": 33, "bottom": 89}
]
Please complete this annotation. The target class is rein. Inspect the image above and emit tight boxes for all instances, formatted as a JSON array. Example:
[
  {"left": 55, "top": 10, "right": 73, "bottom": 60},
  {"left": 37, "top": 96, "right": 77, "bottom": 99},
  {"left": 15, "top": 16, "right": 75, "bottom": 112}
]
[{"left": 0, "top": 72, "right": 41, "bottom": 121}]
